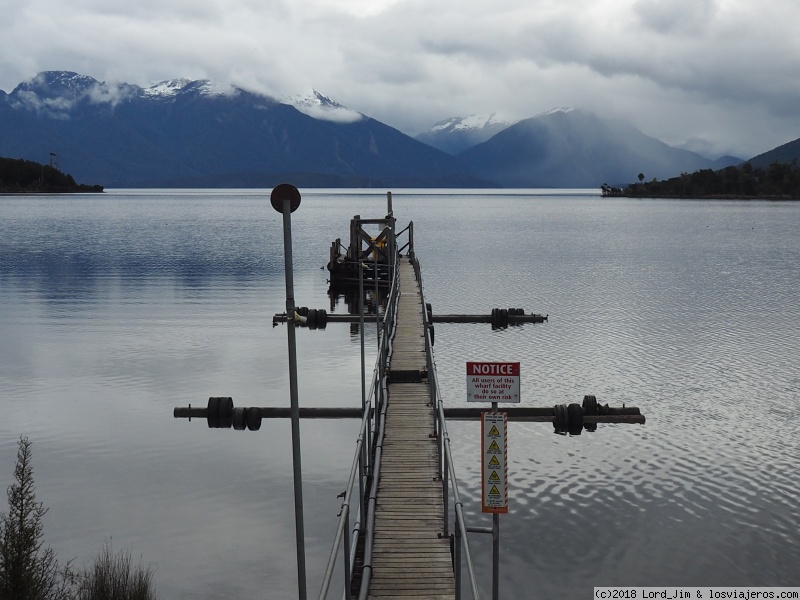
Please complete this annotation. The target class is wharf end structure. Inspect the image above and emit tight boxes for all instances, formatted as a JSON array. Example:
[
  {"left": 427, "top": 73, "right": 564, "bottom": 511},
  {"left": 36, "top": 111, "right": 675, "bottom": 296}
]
[{"left": 174, "top": 186, "right": 646, "bottom": 600}]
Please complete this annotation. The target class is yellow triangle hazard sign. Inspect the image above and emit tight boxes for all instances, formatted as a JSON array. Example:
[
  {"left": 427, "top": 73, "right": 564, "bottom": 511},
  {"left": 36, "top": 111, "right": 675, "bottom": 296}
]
[
  {"left": 489, "top": 470, "right": 500, "bottom": 482},
  {"left": 488, "top": 425, "right": 500, "bottom": 436},
  {"left": 488, "top": 455, "right": 500, "bottom": 466},
  {"left": 489, "top": 485, "right": 500, "bottom": 495},
  {"left": 488, "top": 440, "right": 500, "bottom": 451}
]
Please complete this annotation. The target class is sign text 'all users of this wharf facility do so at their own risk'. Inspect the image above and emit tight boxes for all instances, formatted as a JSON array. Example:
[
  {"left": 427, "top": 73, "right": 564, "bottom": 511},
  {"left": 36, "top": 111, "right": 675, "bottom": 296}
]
[{"left": 466, "top": 361, "right": 520, "bottom": 403}]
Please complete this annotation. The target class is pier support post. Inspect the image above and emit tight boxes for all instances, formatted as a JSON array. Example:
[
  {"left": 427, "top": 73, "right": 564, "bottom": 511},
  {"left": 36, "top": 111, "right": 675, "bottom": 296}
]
[
  {"left": 492, "top": 401, "right": 500, "bottom": 600},
  {"left": 359, "top": 261, "right": 368, "bottom": 524},
  {"left": 271, "top": 184, "right": 307, "bottom": 600}
]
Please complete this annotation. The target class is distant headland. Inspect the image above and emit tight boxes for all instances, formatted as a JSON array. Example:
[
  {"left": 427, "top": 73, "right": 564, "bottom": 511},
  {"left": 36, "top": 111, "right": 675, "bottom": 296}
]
[
  {"left": 0, "top": 156, "right": 104, "bottom": 193},
  {"left": 602, "top": 161, "right": 800, "bottom": 200}
]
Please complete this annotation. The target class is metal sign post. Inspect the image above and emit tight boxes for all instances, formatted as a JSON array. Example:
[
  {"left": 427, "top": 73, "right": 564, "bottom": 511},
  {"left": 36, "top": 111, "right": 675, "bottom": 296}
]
[
  {"left": 484, "top": 406, "right": 506, "bottom": 600},
  {"left": 271, "top": 184, "right": 307, "bottom": 600}
]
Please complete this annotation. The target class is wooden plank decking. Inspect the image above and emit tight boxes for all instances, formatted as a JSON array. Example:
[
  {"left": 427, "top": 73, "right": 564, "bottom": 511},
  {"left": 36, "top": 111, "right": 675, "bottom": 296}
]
[{"left": 367, "top": 259, "right": 455, "bottom": 600}]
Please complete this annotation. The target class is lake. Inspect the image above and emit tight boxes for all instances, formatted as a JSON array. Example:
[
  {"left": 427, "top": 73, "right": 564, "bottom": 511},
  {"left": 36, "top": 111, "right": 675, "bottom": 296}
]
[{"left": 1, "top": 189, "right": 799, "bottom": 599}]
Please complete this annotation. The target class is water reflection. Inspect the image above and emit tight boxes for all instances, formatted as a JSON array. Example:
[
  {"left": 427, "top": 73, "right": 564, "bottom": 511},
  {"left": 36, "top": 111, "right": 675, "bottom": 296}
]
[{"left": 1, "top": 192, "right": 799, "bottom": 599}]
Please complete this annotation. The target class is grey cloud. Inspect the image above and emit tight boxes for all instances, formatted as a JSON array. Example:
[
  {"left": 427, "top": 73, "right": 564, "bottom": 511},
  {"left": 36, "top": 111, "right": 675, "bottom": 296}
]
[
  {"left": 1, "top": 0, "right": 799, "bottom": 159},
  {"left": 294, "top": 104, "right": 364, "bottom": 123},
  {"left": 11, "top": 90, "right": 75, "bottom": 117},
  {"left": 634, "top": 0, "right": 718, "bottom": 35},
  {"left": 87, "top": 82, "right": 139, "bottom": 106}
]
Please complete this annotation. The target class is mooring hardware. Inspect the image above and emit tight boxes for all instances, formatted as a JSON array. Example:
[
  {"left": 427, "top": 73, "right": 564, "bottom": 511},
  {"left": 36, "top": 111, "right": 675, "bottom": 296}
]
[
  {"left": 176, "top": 395, "right": 644, "bottom": 431},
  {"left": 273, "top": 306, "right": 547, "bottom": 328}
]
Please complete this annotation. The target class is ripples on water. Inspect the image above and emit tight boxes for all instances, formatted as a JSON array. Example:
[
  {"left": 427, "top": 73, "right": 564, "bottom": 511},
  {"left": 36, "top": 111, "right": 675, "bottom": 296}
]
[
  {"left": 1, "top": 191, "right": 799, "bottom": 599},
  {"left": 422, "top": 196, "right": 800, "bottom": 597}
]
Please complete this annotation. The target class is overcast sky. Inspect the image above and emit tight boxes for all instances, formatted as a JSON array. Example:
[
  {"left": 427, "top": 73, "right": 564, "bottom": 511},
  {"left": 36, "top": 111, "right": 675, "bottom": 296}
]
[{"left": 2, "top": 0, "right": 798, "bottom": 159}]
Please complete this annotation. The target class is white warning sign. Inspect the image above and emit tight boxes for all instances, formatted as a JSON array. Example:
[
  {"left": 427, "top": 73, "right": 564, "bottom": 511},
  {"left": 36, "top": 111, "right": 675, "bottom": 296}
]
[
  {"left": 466, "top": 362, "right": 520, "bottom": 403},
  {"left": 481, "top": 412, "right": 508, "bottom": 514}
]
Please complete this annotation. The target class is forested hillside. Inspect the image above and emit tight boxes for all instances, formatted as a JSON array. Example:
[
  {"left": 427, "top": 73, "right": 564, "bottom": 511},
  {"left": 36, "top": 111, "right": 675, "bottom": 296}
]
[
  {"left": 0, "top": 156, "right": 104, "bottom": 192},
  {"left": 604, "top": 161, "right": 800, "bottom": 199}
]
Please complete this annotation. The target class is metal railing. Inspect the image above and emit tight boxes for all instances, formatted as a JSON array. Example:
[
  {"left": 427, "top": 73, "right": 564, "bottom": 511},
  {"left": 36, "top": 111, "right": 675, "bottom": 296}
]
[
  {"left": 416, "top": 256, "right": 482, "bottom": 600},
  {"left": 317, "top": 218, "right": 399, "bottom": 600}
]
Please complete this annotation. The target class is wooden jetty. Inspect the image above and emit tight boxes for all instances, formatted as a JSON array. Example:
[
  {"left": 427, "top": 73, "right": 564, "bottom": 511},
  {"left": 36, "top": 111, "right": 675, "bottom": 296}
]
[
  {"left": 173, "top": 187, "right": 646, "bottom": 600},
  {"left": 365, "top": 257, "right": 455, "bottom": 599}
]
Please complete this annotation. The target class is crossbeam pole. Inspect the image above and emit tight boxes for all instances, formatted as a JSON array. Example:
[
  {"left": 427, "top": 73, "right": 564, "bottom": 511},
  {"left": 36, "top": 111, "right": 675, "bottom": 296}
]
[
  {"left": 273, "top": 313, "right": 548, "bottom": 325},
  {"left": 173, "top": 405, "right": 644, "bottom": 424}
]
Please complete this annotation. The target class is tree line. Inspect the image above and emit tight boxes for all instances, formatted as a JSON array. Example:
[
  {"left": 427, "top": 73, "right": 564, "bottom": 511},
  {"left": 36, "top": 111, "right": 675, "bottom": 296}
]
[
  {"left": 0, "top": 437, "right": 156, "bottom": 600},
  {"left": 602, "top": 161, "right": 800, "bottom": 199},
  {"left": 0, "top": 157, "right": 103, "bottom": 193}
]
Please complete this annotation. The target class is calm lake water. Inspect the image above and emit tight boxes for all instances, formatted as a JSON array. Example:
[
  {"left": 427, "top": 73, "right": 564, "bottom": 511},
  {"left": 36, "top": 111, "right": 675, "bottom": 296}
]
[{"left": 1, "top": 189, "right": 799, "bottom": 599}]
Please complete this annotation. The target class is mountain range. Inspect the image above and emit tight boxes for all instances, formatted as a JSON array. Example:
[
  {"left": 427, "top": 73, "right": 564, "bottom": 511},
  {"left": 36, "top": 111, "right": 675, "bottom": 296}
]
[
  {"left": 1, "top": 70, "right": 786, "bottom": 189},
  {"left": 0, "top": 72, "right": 486, "bottom": 188},
  {"left": 454, "top": 109, "right": 742, "bottom": 188}
]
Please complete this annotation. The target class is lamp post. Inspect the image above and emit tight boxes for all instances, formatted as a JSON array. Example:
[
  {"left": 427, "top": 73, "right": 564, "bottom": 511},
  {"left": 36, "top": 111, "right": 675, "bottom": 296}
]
[{"left": 270, "top": 183, "right": 307, "bottom": 600}]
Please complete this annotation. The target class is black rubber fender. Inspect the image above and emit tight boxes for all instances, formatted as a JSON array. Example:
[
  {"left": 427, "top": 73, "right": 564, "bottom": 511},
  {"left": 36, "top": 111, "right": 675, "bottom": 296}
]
[
  {"left": 245, "top": 407, "right": 262, "bottom": 431},
  {"left": 207, "top": 397, "right": 220, "bottom": 428},
  {"left": 567, "top": 403, "right": 583, "bottom": 436},
  {"left": 553, "top": 404, "right": 568, "bottom": 435},
  {"left": 217, "top": 397, "right": 234, "bottom": 429},
  {"left": 232, "top": 407, "right": 247, "bottom": 430},
  {"left": 499, "top": 308, "right": 509, "bottom": 328}
]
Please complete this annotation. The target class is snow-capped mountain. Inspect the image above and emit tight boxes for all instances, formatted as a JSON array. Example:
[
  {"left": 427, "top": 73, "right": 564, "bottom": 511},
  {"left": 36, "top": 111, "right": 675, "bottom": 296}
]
[
  {"left": 141, "top": 78, "right": 240, "bottom": 100},
  {"left": 0, "top": 71, "right": 486, "bottom": 188},
  {"left": 430, "top": 113, "right": 515, "bottom": 133},
  {"left": 141, "top": 78, "right": 195, "bottom": 98},
  {"left": 11, "top": 71, "right": 100, "bottom": 100},
  {"left": 7, "top": 71, "right": 245, "bottom": 116},
  {"left": 458, "top": 108, "right": 735, "bottom": 187},
  {"left": 0, "top": 71, "right": 742, "bottom": 188},
  {"left": 415, "top": 113, "right": 516, "bottom": 154},
  {"left": 7, "top": 71, "right": 132, "bottom": 116},
  {"left": 283, "top": 90, "right": 364, "bottom": 123},
  {"left": 534, "top": 106, "right": 575, "bottom": 118}
]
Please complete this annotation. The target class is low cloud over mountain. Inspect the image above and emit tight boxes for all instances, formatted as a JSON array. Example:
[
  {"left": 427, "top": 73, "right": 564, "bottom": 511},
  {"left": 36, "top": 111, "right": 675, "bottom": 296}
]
[
  {"left": 0, "top": 71, "right": 489, "bottom": 188},
  {"left": 458, "top": 109, "right": 741, "bottom": 188},
  {"left": 1, "top": 71, "right": 751, "bottom": 188}
]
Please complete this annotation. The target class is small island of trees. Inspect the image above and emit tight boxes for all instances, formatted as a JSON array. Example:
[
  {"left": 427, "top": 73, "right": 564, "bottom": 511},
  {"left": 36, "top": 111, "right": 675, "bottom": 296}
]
[
  {"left": 0, "top": 157, "right": 103, "bottom": 193},
  {"left": 602, "top": 161, "right": 800, "bottom": 200}
]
